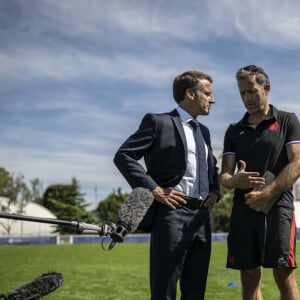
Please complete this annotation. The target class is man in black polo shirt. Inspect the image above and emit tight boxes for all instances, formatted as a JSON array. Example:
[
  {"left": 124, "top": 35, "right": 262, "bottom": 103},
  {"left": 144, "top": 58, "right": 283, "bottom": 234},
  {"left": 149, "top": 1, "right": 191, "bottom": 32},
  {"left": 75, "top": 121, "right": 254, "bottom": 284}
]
[{"left": 220, "top": 65, "right": 300, "bottom": 300}]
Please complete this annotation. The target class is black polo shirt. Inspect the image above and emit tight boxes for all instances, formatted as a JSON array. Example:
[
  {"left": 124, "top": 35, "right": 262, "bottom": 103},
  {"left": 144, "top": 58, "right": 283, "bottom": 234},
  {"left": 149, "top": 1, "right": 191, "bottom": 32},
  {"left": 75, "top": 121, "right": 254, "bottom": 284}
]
[{"left": 223, "top": 105, "right": 300, "bottom": 208}]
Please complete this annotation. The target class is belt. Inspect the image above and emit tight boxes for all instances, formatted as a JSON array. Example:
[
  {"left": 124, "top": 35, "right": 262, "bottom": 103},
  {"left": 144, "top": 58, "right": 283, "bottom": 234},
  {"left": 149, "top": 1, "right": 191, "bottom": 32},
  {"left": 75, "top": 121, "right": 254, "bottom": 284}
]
[{"left": 182, "top": 196, "right": 206, "bottom": 210}]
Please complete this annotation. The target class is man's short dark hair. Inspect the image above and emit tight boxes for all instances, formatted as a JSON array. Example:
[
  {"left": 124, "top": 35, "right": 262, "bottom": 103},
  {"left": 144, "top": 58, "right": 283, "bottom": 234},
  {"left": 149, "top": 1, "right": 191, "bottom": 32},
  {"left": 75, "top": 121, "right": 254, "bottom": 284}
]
[{"left": 173, "top": 70, "right": 213, "bottom": 103}]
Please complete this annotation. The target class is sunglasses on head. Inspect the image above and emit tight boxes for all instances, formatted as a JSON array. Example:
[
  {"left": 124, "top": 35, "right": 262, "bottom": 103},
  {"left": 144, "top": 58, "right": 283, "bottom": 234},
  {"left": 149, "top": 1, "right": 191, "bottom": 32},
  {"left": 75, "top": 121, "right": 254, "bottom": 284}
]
[{"left": 238, "top": 65, "right": 269, "bottom": 79}]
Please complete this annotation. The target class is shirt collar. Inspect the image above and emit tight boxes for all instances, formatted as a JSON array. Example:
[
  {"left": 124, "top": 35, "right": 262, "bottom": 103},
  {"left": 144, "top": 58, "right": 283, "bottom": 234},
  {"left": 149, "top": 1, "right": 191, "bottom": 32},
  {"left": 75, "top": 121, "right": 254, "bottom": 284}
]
[
  {"left": 239, "top": 104, "right": 277, "bottom": 127},
  {"left": 176, "top": 106, "right": 194, "bottom": 123}
]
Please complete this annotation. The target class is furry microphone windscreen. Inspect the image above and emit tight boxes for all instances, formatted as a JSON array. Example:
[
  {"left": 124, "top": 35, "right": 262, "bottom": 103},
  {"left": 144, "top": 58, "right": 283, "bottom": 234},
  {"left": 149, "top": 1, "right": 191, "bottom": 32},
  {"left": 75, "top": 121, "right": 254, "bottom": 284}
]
[
  {"left": 0, "top": 272, "right": 63, "bottom": 300},
  {"left": 116, "top": 187, "right": 154, "bottom": 233}
]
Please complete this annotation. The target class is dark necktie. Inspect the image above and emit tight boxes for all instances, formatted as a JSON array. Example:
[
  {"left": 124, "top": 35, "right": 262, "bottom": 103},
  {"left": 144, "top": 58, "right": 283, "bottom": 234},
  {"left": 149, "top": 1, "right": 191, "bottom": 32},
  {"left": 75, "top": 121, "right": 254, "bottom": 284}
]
[{"left": 189, "top": 120, "right": 209, "bottom": 199}]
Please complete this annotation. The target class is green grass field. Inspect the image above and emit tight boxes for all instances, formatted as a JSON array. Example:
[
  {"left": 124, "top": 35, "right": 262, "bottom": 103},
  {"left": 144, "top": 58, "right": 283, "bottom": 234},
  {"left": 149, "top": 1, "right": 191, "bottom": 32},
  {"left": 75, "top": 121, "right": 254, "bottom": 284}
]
[{"left": 0, "top": 241, "right": 299, "bottom": 299}]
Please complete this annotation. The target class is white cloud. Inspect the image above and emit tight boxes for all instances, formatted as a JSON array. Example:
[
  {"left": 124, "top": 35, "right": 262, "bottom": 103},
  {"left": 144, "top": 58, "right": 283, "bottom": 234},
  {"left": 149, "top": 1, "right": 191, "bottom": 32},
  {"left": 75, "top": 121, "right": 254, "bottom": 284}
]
[
  {"left": 1, "top": 0, "right": 299, "bottom": 208},
  {"left": 207, "top": 0, "right": 300, "bottom": 48},
  {"left": 44, "top": 0, "right": 300, "bottom": 49}
]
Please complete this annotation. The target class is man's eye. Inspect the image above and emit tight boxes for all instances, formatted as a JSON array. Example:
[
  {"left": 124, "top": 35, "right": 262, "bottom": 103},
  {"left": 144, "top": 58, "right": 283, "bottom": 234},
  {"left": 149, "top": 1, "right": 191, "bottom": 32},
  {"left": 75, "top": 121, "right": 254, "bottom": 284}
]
[
  {"left": 240, "top": 90, "right": 257, "bottom": 96},
  {"left": 249, "top": 90, "right": 257, "bottom": 94}
]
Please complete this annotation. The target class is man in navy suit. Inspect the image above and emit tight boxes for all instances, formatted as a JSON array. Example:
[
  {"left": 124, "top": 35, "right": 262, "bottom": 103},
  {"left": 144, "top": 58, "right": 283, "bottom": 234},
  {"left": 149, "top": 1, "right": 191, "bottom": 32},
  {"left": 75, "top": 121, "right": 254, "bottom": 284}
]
[{"left": 114, "top": 70, "right": 220, "bottom": 300}]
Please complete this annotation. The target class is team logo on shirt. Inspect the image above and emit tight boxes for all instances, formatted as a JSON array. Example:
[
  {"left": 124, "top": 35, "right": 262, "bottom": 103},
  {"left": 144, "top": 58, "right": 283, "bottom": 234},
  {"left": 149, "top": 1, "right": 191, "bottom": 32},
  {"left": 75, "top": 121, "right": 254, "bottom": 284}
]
[{"left": 268, "top": 121, "right": 279, "bottom": 131}]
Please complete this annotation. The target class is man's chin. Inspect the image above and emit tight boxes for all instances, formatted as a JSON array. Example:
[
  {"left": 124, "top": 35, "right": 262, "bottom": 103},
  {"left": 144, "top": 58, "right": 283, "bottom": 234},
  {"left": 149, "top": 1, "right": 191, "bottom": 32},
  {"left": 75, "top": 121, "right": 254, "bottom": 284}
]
[{"left": 198, "top": 108, "right": 210, "bottom": 116}]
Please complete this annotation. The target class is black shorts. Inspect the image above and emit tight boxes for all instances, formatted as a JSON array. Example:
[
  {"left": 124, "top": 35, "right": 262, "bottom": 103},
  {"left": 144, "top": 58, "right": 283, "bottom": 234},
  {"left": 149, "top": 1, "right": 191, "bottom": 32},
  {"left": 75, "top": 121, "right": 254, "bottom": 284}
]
[{"left": 227, "top": 204, "right": 297, "bottom": 269}]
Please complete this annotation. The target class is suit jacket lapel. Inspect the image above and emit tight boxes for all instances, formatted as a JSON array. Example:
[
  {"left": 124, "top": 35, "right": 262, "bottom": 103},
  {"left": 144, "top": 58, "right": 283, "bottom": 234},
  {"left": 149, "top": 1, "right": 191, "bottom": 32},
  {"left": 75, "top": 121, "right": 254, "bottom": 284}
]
[
  {"left": 170, "top": 109, "right": 215, "bottom": 186},
  {"left": 170, "top": 109, "right": 188, "bottom": 162}
]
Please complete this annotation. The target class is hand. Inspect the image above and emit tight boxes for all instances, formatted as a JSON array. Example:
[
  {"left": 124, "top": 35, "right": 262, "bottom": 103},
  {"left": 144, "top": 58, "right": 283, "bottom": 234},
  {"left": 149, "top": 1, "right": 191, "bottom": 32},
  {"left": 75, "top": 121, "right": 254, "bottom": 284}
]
[
  {"left": 231, "top": 160, "right": 265, "bottom": 189},
  {"left": 245, "top": 189, "right": 271, "bottom": 212},
  {"left": 152, "top": 186, "right": 186, "bottom": 210},
  {"left": 204, "top": 192, "right": 218, "bottom": 209}
]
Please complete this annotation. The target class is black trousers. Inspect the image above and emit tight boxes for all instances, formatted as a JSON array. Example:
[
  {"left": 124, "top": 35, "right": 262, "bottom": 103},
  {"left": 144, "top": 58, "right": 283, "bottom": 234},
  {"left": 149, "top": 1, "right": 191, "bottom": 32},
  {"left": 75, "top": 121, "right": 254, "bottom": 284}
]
[{"left": 150, "top": 203, "right": 211, "bottom": 300}]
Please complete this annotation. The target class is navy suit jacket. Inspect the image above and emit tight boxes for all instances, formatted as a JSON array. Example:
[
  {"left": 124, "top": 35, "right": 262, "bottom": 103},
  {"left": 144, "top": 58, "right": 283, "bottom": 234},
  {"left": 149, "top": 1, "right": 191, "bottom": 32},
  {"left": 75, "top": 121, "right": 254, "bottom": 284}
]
[{"left": 114, "top": 109, "right": 220, "bottom": 194}]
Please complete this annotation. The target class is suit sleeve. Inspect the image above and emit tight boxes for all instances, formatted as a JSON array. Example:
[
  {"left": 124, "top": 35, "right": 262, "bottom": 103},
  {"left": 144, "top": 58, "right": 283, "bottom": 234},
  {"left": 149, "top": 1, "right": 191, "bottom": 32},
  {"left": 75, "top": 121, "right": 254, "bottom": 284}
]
[{"left": 113, "top": 113, "right": 158, "bottom": 191}]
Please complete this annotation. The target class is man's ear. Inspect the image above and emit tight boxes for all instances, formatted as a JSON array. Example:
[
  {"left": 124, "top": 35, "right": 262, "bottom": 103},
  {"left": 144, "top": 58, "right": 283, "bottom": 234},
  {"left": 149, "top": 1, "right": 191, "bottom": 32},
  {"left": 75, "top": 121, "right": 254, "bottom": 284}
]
[
  {"left": 185, "top": 88, "right": 194, "bottom": 100},
  {"left": 264, "top": 84, "right": 271, "bottom": 92}
]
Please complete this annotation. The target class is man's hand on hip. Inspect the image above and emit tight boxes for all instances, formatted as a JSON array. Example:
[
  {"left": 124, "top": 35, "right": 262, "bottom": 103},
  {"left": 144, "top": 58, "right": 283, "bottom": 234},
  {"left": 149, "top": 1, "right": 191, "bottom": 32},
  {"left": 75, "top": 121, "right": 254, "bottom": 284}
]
[{"left": 152, "top": 186, "right": 186, "bottom": 210}]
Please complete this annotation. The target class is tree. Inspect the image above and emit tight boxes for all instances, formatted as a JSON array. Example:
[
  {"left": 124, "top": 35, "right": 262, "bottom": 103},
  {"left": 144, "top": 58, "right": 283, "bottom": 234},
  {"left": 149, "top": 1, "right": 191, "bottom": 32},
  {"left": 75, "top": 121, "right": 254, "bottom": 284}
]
[
  {"left": 0, "top": 167, "right": 33, "bottom": 234},
  {"left": 0, "top": 167, "right": 31, "bottom": 206},
  {"left": 96, "top": 188, "right": 129, "bottom": 223},
  {"left": 30, "top": 178, "right": 44, "bottom": 205},
  {"left": 0, "top": 167, "right": 13, "bottom": 199},
  {"left": 42, "top": 177, "right": 95, "bottom": 234},
  {"left": 211, "top": 186, "right": 234, "bottom": 232}
]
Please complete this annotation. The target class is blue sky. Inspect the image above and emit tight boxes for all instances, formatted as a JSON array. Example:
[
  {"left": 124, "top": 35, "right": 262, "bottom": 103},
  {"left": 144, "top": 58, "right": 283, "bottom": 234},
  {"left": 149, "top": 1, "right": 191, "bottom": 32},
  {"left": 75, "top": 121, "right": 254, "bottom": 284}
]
[{"left": 1, "top": 0, "right": 299, "bottom": 209}]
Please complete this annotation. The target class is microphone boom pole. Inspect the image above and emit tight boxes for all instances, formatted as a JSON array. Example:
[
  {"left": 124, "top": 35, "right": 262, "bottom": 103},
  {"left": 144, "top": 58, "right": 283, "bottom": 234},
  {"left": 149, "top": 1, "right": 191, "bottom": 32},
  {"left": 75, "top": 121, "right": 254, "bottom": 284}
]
[{"left": 0, "top": 212, "right": 115, "bottom": 236}]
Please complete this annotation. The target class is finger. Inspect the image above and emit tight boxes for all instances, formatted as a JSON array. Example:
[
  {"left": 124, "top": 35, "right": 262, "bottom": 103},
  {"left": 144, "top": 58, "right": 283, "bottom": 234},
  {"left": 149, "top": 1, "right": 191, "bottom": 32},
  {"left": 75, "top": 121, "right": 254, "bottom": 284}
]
[
  {"left": 249, "top": 175, "right": 265, "bottom": 180},
  {"left": 205, "top": 199, "right": 215, "bottom": 208},
  {"left": 166, "top": 200, "right": 177, "bottom": 210},
  {"left": 249, "top": 179, "right": 266, "bottom": 189},
  {"left": 172, "top": 194, "right": 187, "bottom": 204},
  {"left": 167, "top": 195, "right": 186, "bottom": 209},
  {"left": 247, "top": 173, "right": 263, "bottom": 178},
  {"left": 172, "top": 190, "right": 185, "bottom": 197},
  {"left": 173, "top": 195, "right": 187, "bottom": 205},
  {"left": 250, "top": 203, "right": 260, "bottom": 212},
  {"left": 251, "top": 182, "right": 265, "bottom": 188},
  {"left": 245, "top": 192, "right": 254, "bottom": 201},
  {"left": 238, "top": 160, "right": 247, "bottom": 172},
  {"left": 168, "top": 193, "right": 186, "bottom": 205},
  {"left": 176, "top": 196, "right": 187, "bottom": 205}
]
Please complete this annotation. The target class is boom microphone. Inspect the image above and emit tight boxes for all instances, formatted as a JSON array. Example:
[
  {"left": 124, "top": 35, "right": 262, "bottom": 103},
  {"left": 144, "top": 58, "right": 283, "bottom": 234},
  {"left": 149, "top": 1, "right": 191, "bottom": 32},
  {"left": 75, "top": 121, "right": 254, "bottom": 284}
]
[{"left": 109, "top": 187, "right": 155, "bottom": 247}]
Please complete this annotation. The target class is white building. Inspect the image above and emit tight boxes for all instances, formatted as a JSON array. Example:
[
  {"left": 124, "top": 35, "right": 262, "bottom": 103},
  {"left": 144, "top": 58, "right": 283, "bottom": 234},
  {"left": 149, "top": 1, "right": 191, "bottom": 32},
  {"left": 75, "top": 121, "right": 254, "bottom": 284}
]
[{"left": 0, "top": 197, "right": 57, "bottom": 236}]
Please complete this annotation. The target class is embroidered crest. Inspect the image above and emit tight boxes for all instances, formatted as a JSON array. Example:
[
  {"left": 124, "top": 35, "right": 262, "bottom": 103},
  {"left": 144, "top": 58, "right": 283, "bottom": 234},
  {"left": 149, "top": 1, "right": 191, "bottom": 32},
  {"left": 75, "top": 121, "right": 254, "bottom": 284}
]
[{"left": 268, "top": 121, "right": 279, "bottom": 131}]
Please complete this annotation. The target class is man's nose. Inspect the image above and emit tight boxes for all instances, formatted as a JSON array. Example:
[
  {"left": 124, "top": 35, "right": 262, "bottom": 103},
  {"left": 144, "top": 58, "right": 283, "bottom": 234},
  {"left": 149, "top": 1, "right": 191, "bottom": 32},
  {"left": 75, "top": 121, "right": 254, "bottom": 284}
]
[{"left": 244, "top": 92, "right": 252, "bottom": 100}]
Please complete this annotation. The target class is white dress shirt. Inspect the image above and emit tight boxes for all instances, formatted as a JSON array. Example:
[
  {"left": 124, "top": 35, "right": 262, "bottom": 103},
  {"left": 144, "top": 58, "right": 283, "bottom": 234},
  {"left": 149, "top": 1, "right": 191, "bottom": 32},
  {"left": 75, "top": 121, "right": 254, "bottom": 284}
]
[{"left": 174, "top": 106, "right": 208, "bottom": 199}]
